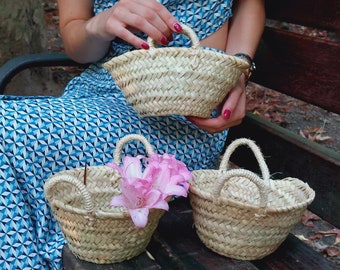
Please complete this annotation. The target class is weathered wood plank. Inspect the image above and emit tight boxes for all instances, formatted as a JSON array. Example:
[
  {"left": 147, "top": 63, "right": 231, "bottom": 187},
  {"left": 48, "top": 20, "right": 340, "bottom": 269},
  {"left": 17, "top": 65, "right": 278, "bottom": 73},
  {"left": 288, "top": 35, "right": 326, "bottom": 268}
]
[
  {"left": 252, "top": 27, "right": 340, "bottom": 114},
  {"left": 62, "top": 198, "right": 338, "bottom": 269},
  {"left": 149, "top": 198, "right": 259, "bottom": 270},
  {"left": 252, "top": 234, "right": 336, "bottom": 270},
  {"left": 155, "top": 198, "right": 337, "bottom": 270},
  {"left": 226, "top": 113, "right": 340, "bottom": 227},
  {"left": 63, "top": 198, "right": 258, "bottom": 270},
  {"left": 62, "top": 246, "right": 162, "bottom": 270},
  {"left": 265, "top": 0, "right": 340, "bottom": 31}
]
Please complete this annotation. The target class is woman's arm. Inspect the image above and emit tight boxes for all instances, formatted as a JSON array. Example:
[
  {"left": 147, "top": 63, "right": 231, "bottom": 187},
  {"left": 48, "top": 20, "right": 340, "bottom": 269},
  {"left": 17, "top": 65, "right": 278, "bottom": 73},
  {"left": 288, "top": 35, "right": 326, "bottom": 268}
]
[
  {"left": 57, "top": 0, "right": 181, "bottom": 63},
  {"left": 226, "top": 0, "right": 266, "bottom": 57},
  {"left": 187, "top": 0, "right": 265, "bottom": 133},
  {"left": 57, "top": 0, "right": 106, "bottom": 63}
]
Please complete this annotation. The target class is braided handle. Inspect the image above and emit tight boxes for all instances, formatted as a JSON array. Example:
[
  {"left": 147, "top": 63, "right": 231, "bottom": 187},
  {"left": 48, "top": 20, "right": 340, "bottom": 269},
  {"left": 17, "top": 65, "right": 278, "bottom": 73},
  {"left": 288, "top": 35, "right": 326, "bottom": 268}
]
[
  {"left": 220, "top": 138, "right": 270, "bottom": 181},
  {"left": 44, "top": 173, "right": 94, "bottom": 214},
  {"left": 113, "top": 134, "right": 154, "bottom": 164},
  {"left": 147, "top": 24, "right": 201, "bottom": 50},
  {"left": 213, "top": 169, "right": 268, "bottom": 208}
]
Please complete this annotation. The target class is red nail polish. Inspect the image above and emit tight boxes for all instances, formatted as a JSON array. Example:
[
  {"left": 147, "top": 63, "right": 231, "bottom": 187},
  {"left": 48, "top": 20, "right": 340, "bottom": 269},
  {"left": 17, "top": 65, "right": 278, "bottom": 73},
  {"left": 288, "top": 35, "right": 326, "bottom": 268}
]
[
  {"left": 160, "top": 36, "right": 169, "bottom": 45},
  {"left": 173, "top": 23, "right": 183, "bottom": 32},
  {"left": 141, "top": 42, "right": 149, "bottom": 49},
  {"left": 223, "top": 109, "right": 232, "bottom": 119}
]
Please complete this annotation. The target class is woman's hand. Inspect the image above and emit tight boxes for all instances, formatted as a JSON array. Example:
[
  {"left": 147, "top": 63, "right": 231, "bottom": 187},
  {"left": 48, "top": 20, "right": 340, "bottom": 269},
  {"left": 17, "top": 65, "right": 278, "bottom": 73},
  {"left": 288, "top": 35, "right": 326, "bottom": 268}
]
[
  {"left": 58, "top": 0, "right": 182, "bottom": 63},
  {"left": 86, "top": 0, "right": 181, "bottom": 48},
  {"left": 186, "top": 75, "right": 247, "bottom": 134}
]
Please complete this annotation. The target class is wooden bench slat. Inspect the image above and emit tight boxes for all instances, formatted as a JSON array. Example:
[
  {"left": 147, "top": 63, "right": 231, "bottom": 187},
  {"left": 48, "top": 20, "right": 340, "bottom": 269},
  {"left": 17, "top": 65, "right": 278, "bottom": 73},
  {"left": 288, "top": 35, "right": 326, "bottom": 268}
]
[
  {"left": 149, "top": 199, "right": 259, "bottom": 270},
  {"left": 252, "top": 234, "right": 337, "bottom": 270},
  {"left": 253, "top": 26, "right": 340, "bottom": 114},
  {"left": 265, "top": 0, "right": 340, "bottom": 31},
  {"left": 153, "top": 198, "right": 337, "bottom": 270},
  {"left": 62, "top": 198, "right": 338, "bottom": 269},
  {"left": 62, "top": 246, "right": 162, "bottom": 269}
]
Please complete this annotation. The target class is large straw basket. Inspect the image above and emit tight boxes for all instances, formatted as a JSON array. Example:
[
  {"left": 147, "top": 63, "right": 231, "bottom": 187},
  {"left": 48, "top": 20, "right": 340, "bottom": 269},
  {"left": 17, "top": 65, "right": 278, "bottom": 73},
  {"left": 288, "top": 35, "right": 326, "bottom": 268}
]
[
  {"left": 44, "top": 134, "right": 165, "bottom": 264},
  {"left": 103, "top": 24, "right": 249, "bottom": 118},
  {"left": 189, "top": 138, "right": 315, "bottom": 260}
]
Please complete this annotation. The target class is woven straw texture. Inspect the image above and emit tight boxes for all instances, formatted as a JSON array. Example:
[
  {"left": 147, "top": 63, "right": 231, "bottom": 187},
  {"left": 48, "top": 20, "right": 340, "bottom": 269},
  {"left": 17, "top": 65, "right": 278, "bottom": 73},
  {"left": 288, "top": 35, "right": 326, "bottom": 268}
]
[
  {"left": 189, "top": 138, "right": 315, "bottom": 260},
  {"left": 44, "top": 134, "right": 164, "bottom": 264},
  {"left": 103, "top": 24, "right": 249, "bottom": 118}
]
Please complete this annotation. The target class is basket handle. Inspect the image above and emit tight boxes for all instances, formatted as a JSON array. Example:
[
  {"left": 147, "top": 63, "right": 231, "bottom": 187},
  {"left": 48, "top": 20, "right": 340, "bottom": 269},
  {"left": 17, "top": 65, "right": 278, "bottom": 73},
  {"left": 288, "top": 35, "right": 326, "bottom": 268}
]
[
  {"left": 147, "top": 24, "right": 200, "bottom": 50},
  {"left": 219, "top": 138, "right": 270, "bottom": 182},
  {"left": 44, "top": 173, "right": 94, "bottom": 213},
  {"left": 113, "top": 134, "right": 155, "bottom": 164},
  {"left": 213, "top": 169, "right": 269, "bottom": 208}
]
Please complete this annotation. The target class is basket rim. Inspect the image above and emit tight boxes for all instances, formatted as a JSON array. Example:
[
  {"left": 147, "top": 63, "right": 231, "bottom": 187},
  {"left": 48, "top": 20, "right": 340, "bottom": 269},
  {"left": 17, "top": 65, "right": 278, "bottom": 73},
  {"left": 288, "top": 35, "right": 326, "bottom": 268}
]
[
  {"left": 50, "top": 198, "right": 128, "bottom": 218},
  {"left": 103, "top": 46, "right": 250, "bottom": 68},
  {"left": 51, "top": 198, "right": 165, "bottom": 219},
  {"left": 189, "top": 176, "right": 315, "bottom": 213}
]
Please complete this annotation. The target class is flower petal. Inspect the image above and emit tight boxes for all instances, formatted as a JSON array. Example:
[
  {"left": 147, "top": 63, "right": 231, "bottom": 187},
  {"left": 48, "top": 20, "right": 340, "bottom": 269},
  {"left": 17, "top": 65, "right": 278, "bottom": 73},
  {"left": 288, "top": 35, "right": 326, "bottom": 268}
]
[
  {"left": 151, "top": 199, "right": 169, "bottom": 211},
  {"left": 110, "top": 195, "right": 128, "bottom": 207},
  {"left": 129, "top": 208, "right": 149, "bottom": 228},
  {"left": 144, "top": 189, "right": 161, "bottom": 206},
  {"left": 164, "top": 184, "right": 188, "bottom": 198},
  {"left": 122, "top": 156, "right": 144, "bottom": 178},
  {"left": 106, "top": 162, "right": 122, "bottom": 174}
]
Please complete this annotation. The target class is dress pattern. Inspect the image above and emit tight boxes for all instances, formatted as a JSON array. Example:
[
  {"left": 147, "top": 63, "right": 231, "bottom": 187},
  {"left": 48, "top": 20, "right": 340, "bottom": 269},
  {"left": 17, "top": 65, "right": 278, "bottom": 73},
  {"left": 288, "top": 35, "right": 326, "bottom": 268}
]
[{"left": 0, "top": 0, "right": 233, "bottom": 269}]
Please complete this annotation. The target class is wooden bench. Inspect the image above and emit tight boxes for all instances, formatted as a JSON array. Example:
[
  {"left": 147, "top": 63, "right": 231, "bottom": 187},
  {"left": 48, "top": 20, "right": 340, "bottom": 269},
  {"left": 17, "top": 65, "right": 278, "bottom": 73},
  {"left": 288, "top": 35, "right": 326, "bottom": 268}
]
[
  {"left": 0, "top": 1, "right": 339, "bottom": 269},
  {"left": 226, "top": 0, "right": 340, "bottom": 229},
  {"left": 61, "top": 198, "right": 337, "bottom": 270}
]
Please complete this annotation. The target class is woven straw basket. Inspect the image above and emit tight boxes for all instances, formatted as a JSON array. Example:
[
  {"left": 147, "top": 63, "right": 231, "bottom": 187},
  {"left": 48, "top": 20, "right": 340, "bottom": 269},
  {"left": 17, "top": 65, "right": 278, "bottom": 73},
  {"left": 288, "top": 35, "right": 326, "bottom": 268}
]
[
  {"left": 103, "top": 24, "right": 249, "bottom": 118},
  {"left": 44, "top": 134, "right": 165, "bottom": 264},
  {"left": 189, "top": 138, "right": 315, "bottom": 260}
]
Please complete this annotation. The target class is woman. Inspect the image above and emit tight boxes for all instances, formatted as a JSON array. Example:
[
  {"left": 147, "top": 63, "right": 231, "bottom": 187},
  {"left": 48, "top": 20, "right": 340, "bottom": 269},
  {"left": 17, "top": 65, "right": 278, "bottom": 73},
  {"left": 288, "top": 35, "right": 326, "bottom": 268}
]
[{"left": 0, "top": 0, "right": 265, "bottom": 269}]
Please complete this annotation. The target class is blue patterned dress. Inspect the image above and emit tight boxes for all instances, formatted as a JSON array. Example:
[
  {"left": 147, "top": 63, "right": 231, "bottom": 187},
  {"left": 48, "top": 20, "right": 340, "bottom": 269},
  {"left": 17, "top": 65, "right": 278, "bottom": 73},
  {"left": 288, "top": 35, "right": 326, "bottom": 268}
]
[{"left": 0, "top": 0, "right": 233, "bottom": 269}]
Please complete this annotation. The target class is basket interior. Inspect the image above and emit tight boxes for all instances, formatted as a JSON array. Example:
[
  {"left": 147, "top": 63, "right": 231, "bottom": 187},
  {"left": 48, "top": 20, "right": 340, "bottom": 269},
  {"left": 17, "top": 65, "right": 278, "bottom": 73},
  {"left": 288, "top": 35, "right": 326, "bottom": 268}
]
[
  {"left": 191, "top": 170, "right": 315, "bottom": 211},
  {"left": 50, "top": 166, "right": 127, "bottom": 214}
]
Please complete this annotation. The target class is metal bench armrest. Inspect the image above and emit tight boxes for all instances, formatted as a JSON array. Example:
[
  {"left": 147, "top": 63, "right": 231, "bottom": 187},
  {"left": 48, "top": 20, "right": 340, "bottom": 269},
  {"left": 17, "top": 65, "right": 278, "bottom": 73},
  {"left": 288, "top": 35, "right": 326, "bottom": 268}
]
[{"left": 0, "top": 52, "right": 81, "bottom": 93}]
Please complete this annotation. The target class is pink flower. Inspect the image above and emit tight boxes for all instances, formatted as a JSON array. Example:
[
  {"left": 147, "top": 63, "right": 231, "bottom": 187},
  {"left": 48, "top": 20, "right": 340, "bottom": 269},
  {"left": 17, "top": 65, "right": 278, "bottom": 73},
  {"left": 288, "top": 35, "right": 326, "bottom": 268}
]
[
  {"left": 145, "top": 153, "right": 193, "bottom": 198},
  {"left": 107, "top": 155, "right": 144, "bottom": 179},
  {"left": 108, "top": 156, "right": 168, "bottom": 227},
  {"left": 107, "top": 153, "right": 193, "bottom": 228},
  {"left": 110, "top": 178, "right": 168, "bottom": 228}
]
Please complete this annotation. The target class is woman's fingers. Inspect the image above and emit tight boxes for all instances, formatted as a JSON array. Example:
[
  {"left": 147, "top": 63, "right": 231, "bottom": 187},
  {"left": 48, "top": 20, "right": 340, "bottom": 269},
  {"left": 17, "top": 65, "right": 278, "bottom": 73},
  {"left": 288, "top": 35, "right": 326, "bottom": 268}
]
[
  {"left": 220, "top": 78, "right": 246, "bottom": 121},
  {"left": 186, "top": 77, "right": 247, "bottom": 134},
  {"left": 105, "top": 0, "right": 181, "bottom": 48}
]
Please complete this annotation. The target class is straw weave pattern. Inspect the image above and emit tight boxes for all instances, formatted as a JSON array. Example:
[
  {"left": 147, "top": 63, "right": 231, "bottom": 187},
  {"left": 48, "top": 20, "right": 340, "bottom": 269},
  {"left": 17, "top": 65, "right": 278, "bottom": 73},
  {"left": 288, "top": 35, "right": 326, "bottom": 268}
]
[
  {"left": 189, "top": 138, "right": 315, "bottom": 260},
  {"left": 44, "top": 135, "right": 164, "bottom": 264},
  {"left": 103, "top": 24, "right": 249, "bottom": 117}
]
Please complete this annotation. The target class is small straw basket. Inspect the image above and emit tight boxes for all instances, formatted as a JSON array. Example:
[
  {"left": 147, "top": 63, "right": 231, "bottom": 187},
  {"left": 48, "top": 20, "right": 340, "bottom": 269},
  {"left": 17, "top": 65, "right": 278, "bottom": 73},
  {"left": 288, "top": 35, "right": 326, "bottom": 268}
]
[
  {"left": 189, "top": 138, "right": 315, "bottom": 260},
  {"left": 103, "top": 24, "right": 249, "bottom": 118},
  {"left": 44, "top": 134, "right": 165, "bottom": 264}
]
